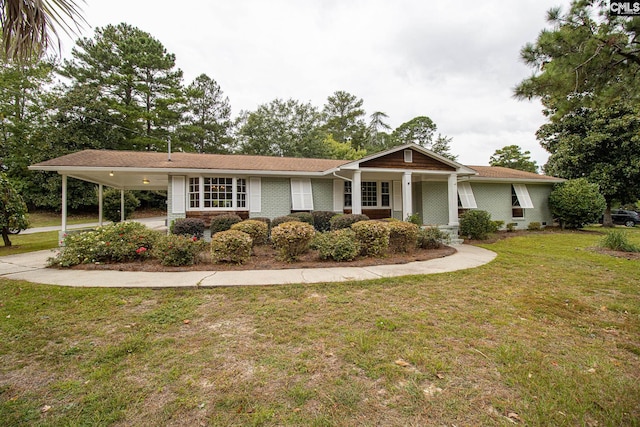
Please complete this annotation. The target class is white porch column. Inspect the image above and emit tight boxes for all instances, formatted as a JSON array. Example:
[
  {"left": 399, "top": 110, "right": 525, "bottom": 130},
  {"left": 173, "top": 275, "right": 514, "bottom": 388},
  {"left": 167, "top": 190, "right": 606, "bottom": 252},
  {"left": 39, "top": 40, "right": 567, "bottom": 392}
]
[
  {"left": 352, "top": 170, "right": 362, "bottom": 214},
  {"left": 120, "top": 189, "right": 125, "bottom": 222},
  {"left": 98, "top": 184, "right": 104, "bottom": 226},
  {"left": 402, "top": 172, "right": 412, "bottom": 221},
  {"left": 61, "top": 174, "right": 68, "bottom": 233},
  {"left": 447, "top": 173, "right": 459, "bottom": 226}
]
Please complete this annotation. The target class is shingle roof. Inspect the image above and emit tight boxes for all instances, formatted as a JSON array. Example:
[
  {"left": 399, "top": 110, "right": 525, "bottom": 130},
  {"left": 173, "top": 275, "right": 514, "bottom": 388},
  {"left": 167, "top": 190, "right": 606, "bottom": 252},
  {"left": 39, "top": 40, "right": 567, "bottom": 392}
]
[
  {"left": 32, "top": 149, "right": 349, "bottom": 173},
  {"left": 468, "top": 165, "right": 562, "bottom": 182}
]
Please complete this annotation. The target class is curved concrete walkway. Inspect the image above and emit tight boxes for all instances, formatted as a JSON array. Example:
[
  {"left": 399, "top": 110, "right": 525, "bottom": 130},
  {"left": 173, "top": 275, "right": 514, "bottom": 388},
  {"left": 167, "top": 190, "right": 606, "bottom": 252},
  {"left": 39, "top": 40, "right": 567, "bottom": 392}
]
[{"left": 0, "top": 245, "right": 496, "bottom": 288}]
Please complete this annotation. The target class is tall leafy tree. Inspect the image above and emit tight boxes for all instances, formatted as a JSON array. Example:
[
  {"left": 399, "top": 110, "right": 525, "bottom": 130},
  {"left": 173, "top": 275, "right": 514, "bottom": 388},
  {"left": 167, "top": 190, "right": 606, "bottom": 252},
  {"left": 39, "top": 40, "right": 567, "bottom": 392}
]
[
  {"left": 515, "top": 1, "right": 640, "bottom": 225},
  {"left": 60, "top": 23, "right": 184, "bottom": 151},
  {"left": 392, "top": 116, "right": 457, "bottom": 160},
  {"left": 180, "top": 73, "right": 233, "bottom": 153},
  {"left": 0, "top": 172, "right": 28, "bottom": 246},
  {"left": 366, "top": 111, "right": 392, "bottom": 151},
  {"left": 489, "top": 145, "right": 538, "bottom": 173},
  {"left": 322, "top": 90, "right": 368, "bottom": 150},
  {"left": 1, "top": 0, "right": 86, "bottom": 61},
  {"left": 237, "top": 98, "right": 327, "bottom": 158}
]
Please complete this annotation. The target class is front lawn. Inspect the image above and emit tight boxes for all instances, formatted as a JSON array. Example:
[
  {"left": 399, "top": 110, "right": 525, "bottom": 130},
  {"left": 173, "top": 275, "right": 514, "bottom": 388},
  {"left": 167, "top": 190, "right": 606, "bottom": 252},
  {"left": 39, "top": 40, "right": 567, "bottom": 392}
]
[
  {"left": 0, "top": 231, "right": 59, "bottom": 256},
  {"left": 0, "top": 231, "right": 638, "bottom": 426}
]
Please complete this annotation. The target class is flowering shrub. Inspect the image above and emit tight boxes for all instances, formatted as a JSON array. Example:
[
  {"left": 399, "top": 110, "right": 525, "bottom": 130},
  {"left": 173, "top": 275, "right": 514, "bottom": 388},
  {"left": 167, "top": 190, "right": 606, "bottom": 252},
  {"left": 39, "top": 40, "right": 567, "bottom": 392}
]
[
  {"left": 387, "top": 221, "right": 419, "bottom": 253},
  {"left": 351, "top": 220, "right": 390, "bottom": 257},
  {"left": 330, "top": 213, "right": 369, "bottom": 230},
  {"left": 230, "top": 220, "right": 269, "bottom": 246},
  {"left": 50, "top": 222, "right": 160, "bottom": 267},
  {"left": 171, "top": 218, "right": 206, "bottom": 239},
  {"left": 153, "top": 234, "right": 207, "bottom": 266},
  {"left": 311, "top": 211, "right": 337, "bottom": 232},
  {"left": 209, "top": 213, "right": 242, "bottom": 234},
  {"left": 210, "top": 230, "right": 253, "bottom": 264},
  {"left": 313, "top": 229, "right": 360, "bottom": 262},
  {"left": 417, "top": 226, "right": 450, "bottom": 249},
  {"left": 270, "top": 221, "right": 315, "bottom": 261}
]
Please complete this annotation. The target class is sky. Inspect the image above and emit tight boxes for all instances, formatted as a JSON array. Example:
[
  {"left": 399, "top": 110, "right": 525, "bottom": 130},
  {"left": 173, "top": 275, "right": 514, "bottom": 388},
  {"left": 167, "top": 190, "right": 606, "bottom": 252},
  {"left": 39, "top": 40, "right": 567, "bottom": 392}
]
[{"left": 59, "top": 0, "right": 570, "bottom": 167}]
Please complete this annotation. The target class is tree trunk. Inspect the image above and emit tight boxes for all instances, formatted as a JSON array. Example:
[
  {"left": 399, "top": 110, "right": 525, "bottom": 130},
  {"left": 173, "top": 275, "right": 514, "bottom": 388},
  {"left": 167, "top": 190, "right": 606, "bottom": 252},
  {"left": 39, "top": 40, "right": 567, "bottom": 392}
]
[
  {"left": 602, "top": 203, "right": 614, "bottom": 228},
  {"left": 2, "top": 227, "right": 12, "bottom": 247}
]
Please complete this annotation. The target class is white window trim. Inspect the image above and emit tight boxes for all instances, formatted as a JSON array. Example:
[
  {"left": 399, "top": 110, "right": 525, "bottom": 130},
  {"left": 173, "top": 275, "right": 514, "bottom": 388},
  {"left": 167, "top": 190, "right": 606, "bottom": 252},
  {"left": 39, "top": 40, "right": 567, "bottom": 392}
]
[
  {"left": 350, "top": 180, "right": 391, "bottom": 209},
  {"left": 457, "top": 182, "right": 477, "bottom": 209},
  {"left": 187, "top": 176, "right": 247, "bottom": 211},
  {"left": 513, "top": 184, "right": 534, "bottom": 209}
]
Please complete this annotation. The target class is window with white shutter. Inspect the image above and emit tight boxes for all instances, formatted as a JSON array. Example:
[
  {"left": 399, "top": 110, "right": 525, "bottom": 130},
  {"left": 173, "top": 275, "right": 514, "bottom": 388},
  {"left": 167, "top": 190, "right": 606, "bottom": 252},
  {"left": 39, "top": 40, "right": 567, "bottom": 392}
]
[{"left": 291, "top": 178, "right": 314, "bottom": 210}]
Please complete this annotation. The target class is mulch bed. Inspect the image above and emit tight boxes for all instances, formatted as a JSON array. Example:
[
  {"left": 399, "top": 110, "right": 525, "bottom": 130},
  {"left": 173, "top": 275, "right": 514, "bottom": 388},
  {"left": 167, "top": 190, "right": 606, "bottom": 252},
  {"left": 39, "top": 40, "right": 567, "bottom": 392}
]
[{"left": 71, "top": 245, "right": 457, "bottom": 272}]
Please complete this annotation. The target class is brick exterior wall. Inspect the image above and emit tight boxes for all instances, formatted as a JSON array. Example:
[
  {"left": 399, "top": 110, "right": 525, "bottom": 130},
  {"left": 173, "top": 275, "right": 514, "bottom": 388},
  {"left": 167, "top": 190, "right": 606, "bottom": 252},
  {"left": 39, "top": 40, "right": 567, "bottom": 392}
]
[
  {"left": 311, "top": 179, "right": 334, "bottom": 212},
  {"left": 421, "top": 181, "right": 449, "bottom": 225},
  {"left": 250, "top": 177, "right": 291, "bottom": 219}
]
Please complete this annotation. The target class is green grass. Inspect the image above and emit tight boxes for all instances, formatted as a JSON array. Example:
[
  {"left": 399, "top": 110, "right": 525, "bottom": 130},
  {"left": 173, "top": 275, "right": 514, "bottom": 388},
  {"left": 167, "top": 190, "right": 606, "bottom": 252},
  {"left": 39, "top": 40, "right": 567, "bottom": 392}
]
[
  {"left": 27, "top": 211, "right": 99, "bottom": 228},
  {"left": 0, "top": 231, "right": 59, "bottom": 255},
  {"left": 0, "top": 230, "right": 639, "bottom": 425}
]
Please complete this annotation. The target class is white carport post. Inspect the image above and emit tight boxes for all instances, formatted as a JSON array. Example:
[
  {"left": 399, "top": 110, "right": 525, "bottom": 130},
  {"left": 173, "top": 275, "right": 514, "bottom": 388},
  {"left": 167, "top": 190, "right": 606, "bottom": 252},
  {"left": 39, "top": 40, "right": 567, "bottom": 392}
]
[
  {"left": 447, "top": 173, "right": 459, "bottom": 226},
  {"left": 352, "top": 170, "right": 362, "bottom": 215},
  {"left": 402, "top": 172, "right": 412, "bottom": 221},
  {"left": 61, "top": 174, "right": 68, "bottom": 233},
  {"left": 98, "top": 184, "right": 104, "bottom": 226},
  {"left": 120, "top": 189, "right": 125, "bottom": 222}
]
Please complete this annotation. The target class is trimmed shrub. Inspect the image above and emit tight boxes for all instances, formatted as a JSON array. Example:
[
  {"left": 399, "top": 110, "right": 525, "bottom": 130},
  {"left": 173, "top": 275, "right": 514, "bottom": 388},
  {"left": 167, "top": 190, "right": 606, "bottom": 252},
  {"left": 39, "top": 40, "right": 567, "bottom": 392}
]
[
  {"left": 527, "top": 221, "right": 541, "bottom": 231},
  {"left": 314, "top": 229, "right": 360, "bottom": 262},
  {"left": 251, "top": 217, "right": 272, "bottom": 230},
  {"left": 171, "top": 218, "right": 206, "bottom": 239},
  {"left": 459, "top": 210, "right": 495, "bottom": 240},
  {"left": 388, "top": 221, "right": 419, "bottom": 253},
  {"left": 270, "top": 221, "right": 316, "bottom": 261},
  {"left": 549, "top": 178, "right": 606, "bottom": 229},
  {"left": 312, "top": 211, "right": 337, "bottom": 232},
  {"left": 210, "top": 230, "right": 253, "bottom": 264},
  {"left": 492, "top": 220, "right": 505, "bottom": 231},
  {"left": 506, "top": 222, "right": 518, "bottom": 232},
  {"left": 330, "top": 213, "right": 369, "bottom": 230},
  {"left": 351, "top": 220, "right": 390, "bottom": 257},
  {"left": 271, "top": 215, "right": 301, "bottom": 228},
  {"left": 600, "top": 230, "right": 640, "bottom": 252},
  {"left": 103, "top": 188, "right": 140, "bottom": 223},
  {"left": 405, "top": 212, "right": 422, "bottom": 225},
  {"left": 231, "top": 220, "right": 269, "bottom": 246},
  {"left": 417, "top": 227, "right": 450, "bottom": 249},
  {"left": 209, "top": 213, "right": 242, "bottom": 234},
  {"left": 50, "top": 222, "right": 159, "bottom": 267},
  {"left": 153, "top": 234, "right": 207, "bottom": 266},
  {"left": 289, "top": 212, "right": 314, "bottom": 226}
]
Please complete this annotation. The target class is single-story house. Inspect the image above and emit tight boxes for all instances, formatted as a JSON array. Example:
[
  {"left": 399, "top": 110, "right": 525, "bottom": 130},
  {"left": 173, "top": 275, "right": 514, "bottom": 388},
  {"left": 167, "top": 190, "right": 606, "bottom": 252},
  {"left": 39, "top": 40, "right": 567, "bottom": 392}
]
[{"left": 29, "top": 143, "right": 563, "bottom": 238}]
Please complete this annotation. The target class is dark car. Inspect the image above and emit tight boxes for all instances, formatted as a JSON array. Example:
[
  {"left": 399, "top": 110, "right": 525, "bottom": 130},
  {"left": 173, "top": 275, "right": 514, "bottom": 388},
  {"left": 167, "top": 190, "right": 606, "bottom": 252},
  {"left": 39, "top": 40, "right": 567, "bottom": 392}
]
[{"left": 610, "top": 210, "right": 640, "bottom": 227}]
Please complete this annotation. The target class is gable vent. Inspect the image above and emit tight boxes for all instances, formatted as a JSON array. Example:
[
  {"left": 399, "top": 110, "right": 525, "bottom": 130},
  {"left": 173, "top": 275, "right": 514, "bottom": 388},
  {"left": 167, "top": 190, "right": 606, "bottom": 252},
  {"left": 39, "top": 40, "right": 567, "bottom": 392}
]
[{"left": 404, "top": 149, "right": 413, "bottom": 163}]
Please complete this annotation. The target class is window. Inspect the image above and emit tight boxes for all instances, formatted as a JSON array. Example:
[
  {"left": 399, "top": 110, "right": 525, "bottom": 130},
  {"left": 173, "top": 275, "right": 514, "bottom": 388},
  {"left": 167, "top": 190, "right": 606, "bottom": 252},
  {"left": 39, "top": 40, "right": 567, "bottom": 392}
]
[
  {"left": 362, "top": 181, "right": 377, "bottom": 207},
  {"left": 187, "top": 177, "right": 247, "bottom": 210},
  {"left": 344, "top": 181, "right": 391, "bottom": 208},
  {"left": 404, "top": 149, "right": 413, "bottom": 163},
  {"left": 237, "top": 178, "right": 247, "bottom": 208},
  {"left": 344, "top": 181, "right": 352, "bottom": 207},
  {"left": 511, "top": 185, "right": 524, "bottom": 218},
  {"left": 511, "top": 184, "right": 534, "bottom": 218},
  {"left": 381, "top": 182, "right": 390, "bottom": 207},
  {"left": 291, "top": 178, "right": 314, "bottom": 211},
  {"left": 189, "top": 177, "right": 200, "bottom": 209}
]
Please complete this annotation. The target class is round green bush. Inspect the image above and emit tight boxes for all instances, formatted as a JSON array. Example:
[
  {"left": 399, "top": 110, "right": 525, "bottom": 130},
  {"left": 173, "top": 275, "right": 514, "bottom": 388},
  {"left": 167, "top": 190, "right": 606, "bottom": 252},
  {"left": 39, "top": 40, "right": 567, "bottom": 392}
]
[
  {"left": 170, "top": 218, "right": 206, "bottom": 239},
  {"left": 459, "top": 210, "right": 495, "bottom": 240},
  {"left": 314, "top": 229, "right": 360, "bottom": 262},
  {"left": 312, "top": 211, "right": 338, "bottom": 232},
  {"left": 210, "top": 230, "right": 253, "bottom": 264},
  {"left": 103, "top": 188, "right": 140, "bottom": 223},
  {"left": 231, "top": 220, "right": 269, "bottom": 246},
  {"left": 250, "top": 217, "right": 272, "bottom": 230},
  {"left": 153, "top": 234, "right": 206, "bottom": 266},
  {"left": 271, "top": 215, "right": 301, "bottom": 228},
  {"left": 270, "top": 221, "right": 316, "bottom": 261},
  {"left": 209, "top": 213, "right": 242, "bottom": 234},
  {"left": 330, "top": 213, "right": 369, "bottom": 230},
  {"left": 289, "top": 212, "right": 314, "bottom": 226},
  {"left": 417, "top": 227, "right": 450, "bottom": 249},
  {"left": 351, "top": 220, "right": 390, "bottom": 257},
  {"left": 387, "top": 221, "right": 419, "bottom": 253},
  {"left": 549, "top": 178, "right": 606, "bottom": 229}
]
